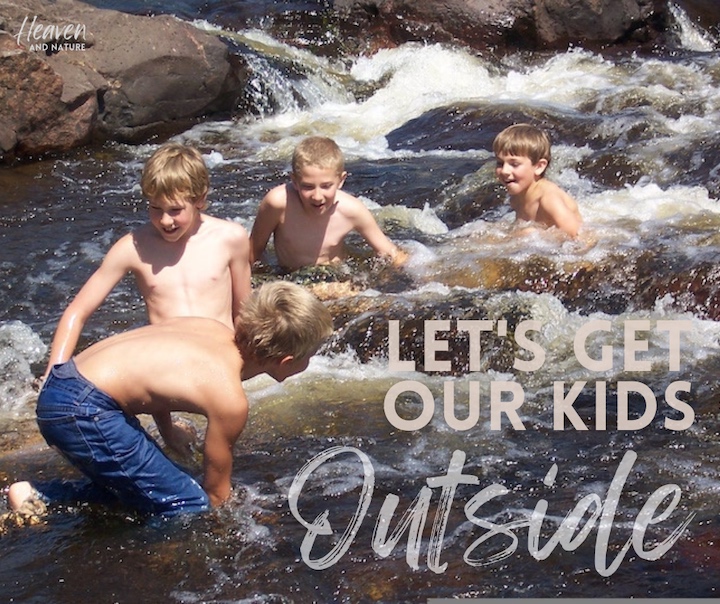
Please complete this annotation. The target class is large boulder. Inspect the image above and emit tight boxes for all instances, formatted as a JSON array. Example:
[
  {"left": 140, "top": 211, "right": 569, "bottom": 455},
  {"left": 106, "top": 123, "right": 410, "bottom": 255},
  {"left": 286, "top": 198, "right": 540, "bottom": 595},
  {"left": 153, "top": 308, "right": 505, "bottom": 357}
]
[
  {"left": 674, "top": 0, "right": 720, "bottom": 34},
  {"left": 0, "top": 0, "right": 678, "bottom": 161},
  {"left": 332, "top": 0, "right": 669, "bottom": 53},
  {"left": 0, "top": 0, "right": 245, "bottom": 160}
]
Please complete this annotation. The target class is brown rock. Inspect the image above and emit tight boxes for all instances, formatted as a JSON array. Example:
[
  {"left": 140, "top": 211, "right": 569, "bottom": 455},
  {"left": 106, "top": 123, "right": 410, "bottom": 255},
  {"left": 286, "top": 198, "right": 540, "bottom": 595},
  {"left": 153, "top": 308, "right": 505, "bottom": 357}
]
[
  {"left": 0, "top": 32, "right": 72, "bottom": 157},
  {"left": 533, "top": 0, "right": 667, "bottom": 47},
  {"left": 333, "top": 0, "right": 669, "bottom": 53},
  {"left": 0, "top": 0, "right": 245, "bottom": 159}
]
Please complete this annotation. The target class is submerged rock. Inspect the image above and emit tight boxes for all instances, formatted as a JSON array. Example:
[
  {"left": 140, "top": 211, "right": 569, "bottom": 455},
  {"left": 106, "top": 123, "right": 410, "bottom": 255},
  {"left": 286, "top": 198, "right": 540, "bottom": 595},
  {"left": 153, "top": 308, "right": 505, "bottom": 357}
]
[
  {"left": 325, "top": 289, "right": 534, "bottom": 375},
  {"left": 323, "top": 247, "right": 720, "bottom": 370}
]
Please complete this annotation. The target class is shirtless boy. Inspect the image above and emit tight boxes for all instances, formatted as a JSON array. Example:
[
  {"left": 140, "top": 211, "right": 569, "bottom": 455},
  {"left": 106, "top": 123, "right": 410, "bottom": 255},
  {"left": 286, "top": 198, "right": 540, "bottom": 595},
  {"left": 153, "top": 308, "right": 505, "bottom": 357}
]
[
  {"left": 8, "top": 282, "right": 333, "bottom": 517},
  {"left": 250, "top": 136, "right": 405, "bottom": 270},
  {"left": 493, "top": 124, "right": 582, "bottom": 238},
  {"left": 41, "top": 143, "right": 252, "bottom": 379}
]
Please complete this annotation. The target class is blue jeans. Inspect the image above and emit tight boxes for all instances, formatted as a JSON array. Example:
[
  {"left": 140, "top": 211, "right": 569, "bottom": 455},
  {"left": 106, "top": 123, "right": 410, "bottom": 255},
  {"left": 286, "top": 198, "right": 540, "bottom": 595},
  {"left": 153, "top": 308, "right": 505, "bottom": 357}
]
[{"left": 34, "top": 360, "right": 210, "bottom": 517}]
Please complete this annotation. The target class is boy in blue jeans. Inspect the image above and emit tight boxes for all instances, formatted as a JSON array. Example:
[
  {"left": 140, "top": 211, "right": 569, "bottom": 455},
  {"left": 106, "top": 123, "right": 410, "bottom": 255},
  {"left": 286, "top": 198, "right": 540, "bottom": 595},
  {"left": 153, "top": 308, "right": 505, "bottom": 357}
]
[{"left": 8, "top": 282, "right": 333, "bottom": 518}]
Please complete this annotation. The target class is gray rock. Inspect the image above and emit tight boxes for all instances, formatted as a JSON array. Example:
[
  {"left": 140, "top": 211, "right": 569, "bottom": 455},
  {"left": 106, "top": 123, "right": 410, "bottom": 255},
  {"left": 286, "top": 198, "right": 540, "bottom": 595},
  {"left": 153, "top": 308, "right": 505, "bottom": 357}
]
[{"left": 0, "top": 0, "right": 244, "bottom": 159}]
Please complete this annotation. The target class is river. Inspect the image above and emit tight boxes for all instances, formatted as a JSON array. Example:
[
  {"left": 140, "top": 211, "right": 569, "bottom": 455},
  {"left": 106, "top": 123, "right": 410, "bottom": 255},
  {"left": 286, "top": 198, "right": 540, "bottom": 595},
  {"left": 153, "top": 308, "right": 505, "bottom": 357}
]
[{"left": 0, "top": 1, "right": 719, "bottom": 602}]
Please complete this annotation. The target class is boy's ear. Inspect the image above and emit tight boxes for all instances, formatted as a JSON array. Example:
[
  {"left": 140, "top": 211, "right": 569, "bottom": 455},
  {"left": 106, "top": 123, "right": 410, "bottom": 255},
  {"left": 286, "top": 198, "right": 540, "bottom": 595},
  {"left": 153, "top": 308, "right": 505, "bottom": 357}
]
[
  {"left": 279, "top": 355, "right": 295, "bottom": 366},
  {"left": 193, "top": 192, "right": 208, "bottom": 208},
  {"left": 338, "top": 171, "right": 348, "bottom": 189},
  {"left": 534, "top": 159, "right": 548, "bottom": 177}
]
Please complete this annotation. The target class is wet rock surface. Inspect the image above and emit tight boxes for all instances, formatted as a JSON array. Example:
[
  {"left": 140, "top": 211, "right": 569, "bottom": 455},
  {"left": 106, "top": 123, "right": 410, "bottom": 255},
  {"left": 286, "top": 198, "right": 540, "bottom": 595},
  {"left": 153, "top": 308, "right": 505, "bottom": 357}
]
[
  {"left": 0, "top": 0, "right": 246, "bottom": 160},
  {"left": 330, "top": 0, "right": 669, "bottom": 54},
  {"left": 0, "top": 0, "right": 686, "bottom": 161}
]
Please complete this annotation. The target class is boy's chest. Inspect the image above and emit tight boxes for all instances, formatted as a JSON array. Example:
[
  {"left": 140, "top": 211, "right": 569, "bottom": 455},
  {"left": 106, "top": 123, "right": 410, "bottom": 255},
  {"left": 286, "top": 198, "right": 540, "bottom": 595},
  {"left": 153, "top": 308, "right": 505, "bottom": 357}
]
[
  {"left": 510, "top": 195, "right": 541, "bottom": 221},
  {"left": 133, "top": 238, "right": 230, "bottom": 292},
  {"left": 277, "top": 205, "right": 352, "bottom": 252}
]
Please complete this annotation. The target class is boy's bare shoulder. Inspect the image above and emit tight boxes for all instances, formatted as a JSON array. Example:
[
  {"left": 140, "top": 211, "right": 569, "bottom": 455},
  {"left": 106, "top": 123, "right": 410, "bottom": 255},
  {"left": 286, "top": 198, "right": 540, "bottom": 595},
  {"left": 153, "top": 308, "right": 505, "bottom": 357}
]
[
  {"left": 334, "top": 190, "right": 370, "bottom": 218},
  {"left": 173, "top": 321, "right": 245, "bottom": 406},
  {"left": 106, "top": 229, "right": 146, "bottom": 264},
  {"left": 538, "top": 179, "right": 574, "bottom": 202},
  {"left": 129, "top": 222, "right": 161, "bottom": 244},
  {"left": 201, "top": 214, "right": 249, "bottom": 242},
  {"left": 263, "top": 183, "right": 291, "bottom": 208}
]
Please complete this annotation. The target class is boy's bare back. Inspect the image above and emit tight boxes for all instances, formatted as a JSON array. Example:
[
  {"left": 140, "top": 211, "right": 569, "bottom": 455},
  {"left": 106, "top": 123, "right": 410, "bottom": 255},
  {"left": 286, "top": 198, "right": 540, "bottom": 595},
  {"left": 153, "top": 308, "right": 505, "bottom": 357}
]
[
  {"left": 75, "top": 317, "right": 244, "bottom": 419},
  {"left": 12, "top": 282, "right": 333, "bottom": 514},
  {"left": 75, "top": 316, "right": 246, "bottom": 508}
]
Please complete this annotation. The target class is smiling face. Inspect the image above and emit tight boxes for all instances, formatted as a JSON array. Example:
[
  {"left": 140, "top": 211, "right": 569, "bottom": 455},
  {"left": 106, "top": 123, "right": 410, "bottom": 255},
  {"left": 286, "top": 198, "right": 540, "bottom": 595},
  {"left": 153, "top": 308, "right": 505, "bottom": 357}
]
[
  {"left": 495, "top": 153, "right": 548, "bottom": 197},
  {"left": 290, "top": 165, "right": 347, "bottom": 215},
  {"left": 148, "top": 195, "right": 204, "bottom": 242}
]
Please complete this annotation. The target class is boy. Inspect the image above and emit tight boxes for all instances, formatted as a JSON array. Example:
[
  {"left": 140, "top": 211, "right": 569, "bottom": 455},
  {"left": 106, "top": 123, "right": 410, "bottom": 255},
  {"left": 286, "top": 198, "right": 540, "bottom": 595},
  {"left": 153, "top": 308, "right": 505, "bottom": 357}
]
[
  {"left": 41, "top": 142, "right": 252, "bottom": 380},
  {"left": 250, "top": 136, "right": 406, "bottom": 270},
  {"left": 8, "top": 282, "right": 333, "bottom": 517},
  {"left": 493, "top": 124, "right": 582, "bottom": 238}
]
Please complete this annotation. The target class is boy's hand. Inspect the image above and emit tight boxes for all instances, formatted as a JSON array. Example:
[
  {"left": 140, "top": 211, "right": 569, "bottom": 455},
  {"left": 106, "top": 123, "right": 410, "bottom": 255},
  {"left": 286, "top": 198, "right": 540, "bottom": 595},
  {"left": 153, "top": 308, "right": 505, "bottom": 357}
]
[
  {"left": 32, "top": 376, "right": 46, "bottom": 392},
  {"left": 391, "top": 248, "right": 409, "bottom": 266},
  {"left": 164, "top": 419, "right": 199, "bottom": 458}
]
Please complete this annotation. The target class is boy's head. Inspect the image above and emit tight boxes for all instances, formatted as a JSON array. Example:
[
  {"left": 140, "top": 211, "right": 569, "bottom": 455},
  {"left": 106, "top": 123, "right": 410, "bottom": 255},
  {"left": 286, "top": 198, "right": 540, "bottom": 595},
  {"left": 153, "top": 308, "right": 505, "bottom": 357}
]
[
  {"left": 234, "top": 281, "right": 333, "bottom": 381},
  {"left": 291, "top": 136, "right": 345, "bottom": 177},
  {"left": 141, "top": 143, "right": 210, "bottom": 209},
  {"left": 493, "top": 124, "right": 552, "bottom": 172},
  {"left": 290, "top": 137, "right": 348, "bottom": 215}
]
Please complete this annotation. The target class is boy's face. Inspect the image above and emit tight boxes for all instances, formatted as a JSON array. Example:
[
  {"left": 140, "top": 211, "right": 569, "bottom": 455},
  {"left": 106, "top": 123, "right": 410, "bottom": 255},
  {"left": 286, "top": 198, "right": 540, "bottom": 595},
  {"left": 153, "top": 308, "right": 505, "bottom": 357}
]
[
  {"left": 495, "top": 153, "right": 547, "bottom": 197},
  {"left": 148, "top": 195, "right": 204, "bottom": 242},
  {"left": 291, "top": 165, "right": 347, "bottom": 215}
]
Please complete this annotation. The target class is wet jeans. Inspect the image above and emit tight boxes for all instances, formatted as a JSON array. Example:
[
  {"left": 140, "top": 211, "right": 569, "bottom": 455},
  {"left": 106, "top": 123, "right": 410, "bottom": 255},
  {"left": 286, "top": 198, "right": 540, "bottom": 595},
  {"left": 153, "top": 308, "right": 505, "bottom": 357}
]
[{"left": 34, "top": 360, "right": 210, "bottom": 517}]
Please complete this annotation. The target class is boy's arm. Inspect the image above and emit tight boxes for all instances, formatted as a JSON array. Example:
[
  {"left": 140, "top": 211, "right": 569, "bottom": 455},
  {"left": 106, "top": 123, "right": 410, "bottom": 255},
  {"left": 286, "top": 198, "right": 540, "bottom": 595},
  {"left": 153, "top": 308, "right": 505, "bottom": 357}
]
[
  {"left": 350, "top": 200, "right": 405, "bottom": 264},
  {"left": 42, "top": 235, "right": 134, "bottom": 377},
  {"left": 202, "top": 398, "right": 248, "bottom": 507},
  {"left": 540, "top": 191, "right": 582, "bottom": 238},
  {"left": 228, "top": 225, "right": 252, "bottom": 318},
  {"left": 151, "top": 410, "right": 197, "bottom": 457},
  {"left": 249, "top": 188, "right": 284, "bottom": 264}
]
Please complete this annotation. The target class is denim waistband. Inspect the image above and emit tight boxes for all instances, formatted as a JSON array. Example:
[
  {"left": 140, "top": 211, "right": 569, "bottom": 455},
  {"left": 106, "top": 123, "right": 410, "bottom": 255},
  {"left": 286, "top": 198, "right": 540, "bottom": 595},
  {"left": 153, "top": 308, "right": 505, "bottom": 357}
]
[{"left": 40, "top": 359, "right": 120, "bottom": 412}]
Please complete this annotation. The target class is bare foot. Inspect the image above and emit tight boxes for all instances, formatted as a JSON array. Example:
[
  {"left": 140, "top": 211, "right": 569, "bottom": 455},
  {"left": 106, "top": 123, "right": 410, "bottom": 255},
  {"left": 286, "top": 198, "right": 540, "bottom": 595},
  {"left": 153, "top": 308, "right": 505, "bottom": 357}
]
[
  {"left": 8, "top": 481, "right": 46, "bottom": 515},
  {"left": 0, "top": 482, "right": 47, "bottom": 532}
]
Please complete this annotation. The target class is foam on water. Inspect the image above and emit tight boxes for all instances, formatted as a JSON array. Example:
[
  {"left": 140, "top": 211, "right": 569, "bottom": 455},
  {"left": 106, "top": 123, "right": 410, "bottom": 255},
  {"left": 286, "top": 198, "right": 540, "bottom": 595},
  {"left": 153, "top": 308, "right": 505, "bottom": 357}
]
[
  {"left": 669, "top": 3, "right": 718, "bottom": 52},
  {"left": 370, "top": 199, "right": 449, "bottom": 236},
  {"left": 0, "top": 321, "right": 47, "bottom": 413}
]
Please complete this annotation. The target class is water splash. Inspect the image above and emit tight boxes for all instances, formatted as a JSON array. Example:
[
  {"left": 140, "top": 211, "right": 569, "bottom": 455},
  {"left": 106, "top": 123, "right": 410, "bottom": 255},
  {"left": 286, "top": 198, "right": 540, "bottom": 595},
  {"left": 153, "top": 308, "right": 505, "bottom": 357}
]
[
  {"left": 0, "top": 321, "right": 46, "bottom": 414},
  {"left": 669, "top": 3, "right": 717, "bottom": 52}
]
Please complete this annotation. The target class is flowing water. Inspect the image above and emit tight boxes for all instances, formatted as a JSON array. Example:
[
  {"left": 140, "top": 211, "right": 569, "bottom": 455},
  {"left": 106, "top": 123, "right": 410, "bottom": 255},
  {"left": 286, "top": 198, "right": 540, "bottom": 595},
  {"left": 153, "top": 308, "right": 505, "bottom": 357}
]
[{"left": 1, "top": 2, "right": 720, "bottom": 602}]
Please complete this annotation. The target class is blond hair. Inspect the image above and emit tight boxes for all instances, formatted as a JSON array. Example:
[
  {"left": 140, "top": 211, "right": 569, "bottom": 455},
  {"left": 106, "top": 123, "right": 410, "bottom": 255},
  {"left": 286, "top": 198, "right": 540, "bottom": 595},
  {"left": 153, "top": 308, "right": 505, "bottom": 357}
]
[
  {"left": 235, "top": 281, "right": 333, "bottom": 362},
  {"left": 493, "top": 124, "right": 552, "bottom": 169},
  {"left": 291, "top": 136, "right": 345, "bottom": 176},
  {"left": 141, "top": 143, "right": 210, "bottom": 208}
]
